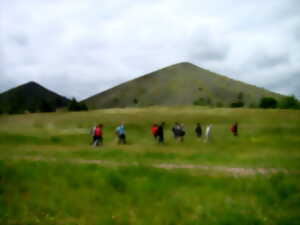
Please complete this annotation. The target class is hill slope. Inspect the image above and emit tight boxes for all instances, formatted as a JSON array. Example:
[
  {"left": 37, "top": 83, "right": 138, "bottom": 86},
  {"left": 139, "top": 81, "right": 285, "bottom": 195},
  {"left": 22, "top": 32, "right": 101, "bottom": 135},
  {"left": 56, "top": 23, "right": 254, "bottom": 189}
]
[
  {"left": 84, "top": 62, "right": 283, "bottom": 109},
  {"left": 0, "top": 81, "right": 70, "bottom": 113}
]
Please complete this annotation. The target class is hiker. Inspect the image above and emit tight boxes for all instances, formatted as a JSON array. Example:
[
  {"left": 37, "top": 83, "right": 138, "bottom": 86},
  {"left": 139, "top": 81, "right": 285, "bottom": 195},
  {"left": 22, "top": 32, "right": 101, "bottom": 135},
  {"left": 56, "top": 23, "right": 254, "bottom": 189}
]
[
  {"left": 172, "top": 122, "right": 182, "bottom": 142},
  {"left": 116, "top": 123, "right": 126, "bottom": 144},
  {"left": 195, "top": 123, "right": 202, "bottom": 138},
  {"left": 157, "top": 122, "right": 165, "bottom": 144},
  {"left": 180, "top": 123, "right": 186, "bottom": 142},
  {"left": 231, "top": 122, "right": 238, "bottom": 136},
  {"left": 151, "top": 123, "right": 159, "bottom": 140},
  {"left": 90, "top": 125, "right": 96, "bottom": 145},
  {"left": 204, "top": 124, "right": 212, "bottom": 143},
  {"left": 93, "top": 124, "right": 103, "bottom": 147}
]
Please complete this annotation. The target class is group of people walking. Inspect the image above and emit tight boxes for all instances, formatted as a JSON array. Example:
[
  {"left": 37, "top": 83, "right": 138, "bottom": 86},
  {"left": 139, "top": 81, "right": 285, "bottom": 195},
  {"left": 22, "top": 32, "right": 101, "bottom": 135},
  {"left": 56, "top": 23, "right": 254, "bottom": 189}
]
[
  {"left": 152, "top": 122, "right": 215, "bottom": 144},
  {"left": 91, "top": 122, "right": 238, "bottom": 147},
  {"left": 91, "top": 123, "right": 127, "bottom": 147}
]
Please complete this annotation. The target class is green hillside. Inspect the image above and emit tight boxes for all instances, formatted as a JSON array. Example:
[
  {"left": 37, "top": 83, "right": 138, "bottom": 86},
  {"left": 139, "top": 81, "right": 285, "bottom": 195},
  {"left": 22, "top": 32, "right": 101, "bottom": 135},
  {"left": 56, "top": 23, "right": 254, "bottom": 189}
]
[
  {"left": 84, "top": 62, "right": 283, "bottom": 109},
  {"left": 0, "top": 81, "right": 70, "bottom": 113}
]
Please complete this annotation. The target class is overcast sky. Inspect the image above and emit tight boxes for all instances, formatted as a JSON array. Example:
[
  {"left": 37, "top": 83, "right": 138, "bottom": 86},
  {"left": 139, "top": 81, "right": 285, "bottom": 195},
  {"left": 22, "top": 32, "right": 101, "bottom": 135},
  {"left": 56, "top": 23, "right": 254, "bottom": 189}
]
[{"left": 1, "top": 0, "right": 299, "bottom": 100}]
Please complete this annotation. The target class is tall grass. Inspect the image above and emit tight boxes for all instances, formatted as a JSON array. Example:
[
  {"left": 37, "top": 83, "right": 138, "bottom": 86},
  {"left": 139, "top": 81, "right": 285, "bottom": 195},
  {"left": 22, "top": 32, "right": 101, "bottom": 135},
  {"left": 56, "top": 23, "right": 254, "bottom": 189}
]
[
  {"left": 0, "top": 107, "right": 299, "bottom": 169},
  {"left": 0, "top": 107, "right": 300, "bottom": 224},
  {"left": 0, "top": 160, "right": 299, "bottom": 225}
]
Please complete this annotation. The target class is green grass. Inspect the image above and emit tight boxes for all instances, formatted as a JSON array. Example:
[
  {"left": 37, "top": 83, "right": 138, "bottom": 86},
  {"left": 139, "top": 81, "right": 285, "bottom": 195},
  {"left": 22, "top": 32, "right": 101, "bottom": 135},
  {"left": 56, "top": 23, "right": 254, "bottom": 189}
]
[
  {"left": 0, "top": 107, "right": 299, "bottom": 169},
  {"left": 1, "top": 160, "right": 299, "bottom": 225},
  {"left": 0, "top": 107, "right": 300, "bottom": 224}
]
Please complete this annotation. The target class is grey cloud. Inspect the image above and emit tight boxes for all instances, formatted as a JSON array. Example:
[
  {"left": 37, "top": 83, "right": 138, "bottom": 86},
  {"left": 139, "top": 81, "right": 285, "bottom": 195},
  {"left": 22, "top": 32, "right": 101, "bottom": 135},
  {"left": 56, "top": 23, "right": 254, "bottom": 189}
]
[
  {"left": 293, "top": 23, "right": 300, "bottom": 40},
  {"left": 189, "top": 42, "right": 230, "bottom": 62},
  {"left": 1, "top": 0, "right": 300, "bottom": 100},
  {"left": 10, "top": 34, "right": 29, "bottom": 46},
  {"left": 266, "top": 70, "right": 300, "bottom": 99},
  {"left": 254, "top": 52, "right": 290, "bottom": 69},
  {"left": 0, "top": 73, "right": 17, "bottom": 94}
]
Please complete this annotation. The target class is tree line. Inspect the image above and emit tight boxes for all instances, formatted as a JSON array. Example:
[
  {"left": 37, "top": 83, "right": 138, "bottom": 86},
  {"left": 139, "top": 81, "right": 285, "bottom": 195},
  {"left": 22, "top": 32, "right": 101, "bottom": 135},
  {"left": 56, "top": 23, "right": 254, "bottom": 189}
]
[
  {"left": 0, "top": 97, "right": 88, "bottom": 115},
  {"left": 258, "top": 96, "right": 299, "bottom": 109},
  {"left": 193, "top": 92, "right": 299, "bottom": 109}
]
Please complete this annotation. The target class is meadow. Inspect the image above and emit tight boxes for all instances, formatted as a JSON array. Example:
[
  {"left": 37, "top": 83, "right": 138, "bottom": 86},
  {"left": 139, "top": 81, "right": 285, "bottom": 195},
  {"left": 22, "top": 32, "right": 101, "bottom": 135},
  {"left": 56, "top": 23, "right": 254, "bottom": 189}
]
[{"left": 0, "top": 107, "right": 300, "bottom": 224}]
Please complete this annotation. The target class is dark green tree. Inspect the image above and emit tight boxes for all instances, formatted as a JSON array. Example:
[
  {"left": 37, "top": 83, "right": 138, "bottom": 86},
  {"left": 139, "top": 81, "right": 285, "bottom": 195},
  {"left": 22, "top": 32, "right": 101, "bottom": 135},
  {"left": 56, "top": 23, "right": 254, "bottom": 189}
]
[
  {"left": 79, "top": 102, "right": 88, "bottom": 111},
  {"left": 68, "top": 98, "right": 88, "bottom": 111},
  {"left": 193, "top": 97, "right": 207, "bottom": 106},
  {"left": 231, "top": 102, "right": 244, "bottom": 108},
  {"left": 259, "top": 97, "right": 277, "bottom": 109},
  {"left": 68, "top": 98, "right": 79, "bottom": 111},
  {"left": 231, "top": 92, "right": 245, "bottom": 108},
  {"left": 279, "top": 96, "right": 299, "bottom": 109},
  {"left": 193, "top": 97, "right": 213, "bottom": 106}
]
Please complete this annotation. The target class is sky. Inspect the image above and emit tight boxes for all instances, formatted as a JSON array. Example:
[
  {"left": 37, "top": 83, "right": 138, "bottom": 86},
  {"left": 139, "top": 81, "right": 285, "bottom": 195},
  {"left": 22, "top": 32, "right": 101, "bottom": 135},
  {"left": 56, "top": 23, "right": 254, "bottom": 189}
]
[{"left": 1, "top": 0, "right": 300, "bottom": 100}]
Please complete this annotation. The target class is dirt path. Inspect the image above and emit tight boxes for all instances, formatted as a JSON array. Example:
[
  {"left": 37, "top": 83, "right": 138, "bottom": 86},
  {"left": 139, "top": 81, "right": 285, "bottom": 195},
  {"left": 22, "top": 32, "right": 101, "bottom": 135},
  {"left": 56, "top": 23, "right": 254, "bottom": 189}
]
[{"left": 2, "top": 155, "right": 298, "bottom": 176}]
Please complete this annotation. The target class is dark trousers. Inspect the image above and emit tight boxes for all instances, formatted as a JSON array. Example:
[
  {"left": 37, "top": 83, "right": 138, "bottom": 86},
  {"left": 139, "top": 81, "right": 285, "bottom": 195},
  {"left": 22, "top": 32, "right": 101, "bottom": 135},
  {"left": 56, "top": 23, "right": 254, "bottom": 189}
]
[
  {"left": 118, "top": 134, "right": 126, "bottom": 144},
  {"left": 158, "top": 135, "right": 164, "bottom": 144},
  {"left": 93, "top": 136, "right": 103, "bottom": 146}
]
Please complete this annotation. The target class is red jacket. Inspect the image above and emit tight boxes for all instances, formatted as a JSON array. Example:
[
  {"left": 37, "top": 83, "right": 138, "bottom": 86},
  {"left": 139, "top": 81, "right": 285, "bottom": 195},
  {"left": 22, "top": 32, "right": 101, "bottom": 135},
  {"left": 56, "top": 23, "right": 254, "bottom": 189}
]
[
  {"left": 231, "top": 125, "right": 237, "bottom": 133},
  {"left": 95, "top": 127, "right": 102, "bottom": 136},
  {"left": 151, "top": 126, "right": 159, "bottom": 135}
]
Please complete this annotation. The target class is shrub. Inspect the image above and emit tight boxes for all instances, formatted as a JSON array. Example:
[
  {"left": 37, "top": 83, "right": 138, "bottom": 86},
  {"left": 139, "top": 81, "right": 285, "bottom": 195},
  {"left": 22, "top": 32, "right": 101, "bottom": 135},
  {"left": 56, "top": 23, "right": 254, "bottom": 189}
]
[
  {"left": 230, "top": 92, "right": 245, "bottom": 108},
  {"left": 279, "top": 96, "right": 299, "bottom": 109},
  {"left": 193, "top": 97, "right": 211, "bottom": 106},
  {"left": 259, "top": 97, "right": 277, "bottom": 109},
  {"left": 133, "top": 98, "right": 138, "bottom": 104},
  {"left": 230, "top": 102, "right": 244, "bottom": 108}
]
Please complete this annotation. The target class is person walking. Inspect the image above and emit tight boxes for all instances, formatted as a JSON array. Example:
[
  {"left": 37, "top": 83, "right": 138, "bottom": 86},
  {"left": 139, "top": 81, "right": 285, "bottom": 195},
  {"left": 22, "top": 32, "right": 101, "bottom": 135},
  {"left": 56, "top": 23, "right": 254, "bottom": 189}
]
[
  {"left": 231, "top": 122, "right": 238, "bottom": 136},
  {"left": 116, "top": 123, "right": 126, "bottom": 144},
  {"left": 93, "top": 124, "right": 103, "bottom": 147},
  {"left": 179, "top": 123, "right": 186, "bottom": 142},
  {"left": 157, "top": 122, "right": 165, "bottom": 144},
  {"left": 151, "top": 123, "right": 159, "bottom": 141},
  {"left": 90, "top": 124, "right": 97, "bottom": 145},
  {"left": 172, "top": 122, "right": 182, "bottom": 142},
  {"left": 195, "top": 123, "right": 202, "bottom": 138},
  {"left": 204, "top": 124, "right": 212, "bottom": 143}
]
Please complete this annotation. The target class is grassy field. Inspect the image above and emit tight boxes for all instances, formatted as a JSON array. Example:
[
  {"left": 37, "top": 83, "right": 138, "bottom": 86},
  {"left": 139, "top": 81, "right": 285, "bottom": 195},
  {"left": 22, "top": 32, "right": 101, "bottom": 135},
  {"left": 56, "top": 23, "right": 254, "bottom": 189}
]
[{"left": 0, "top": 107, "right": 300, "bottom": 224}]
